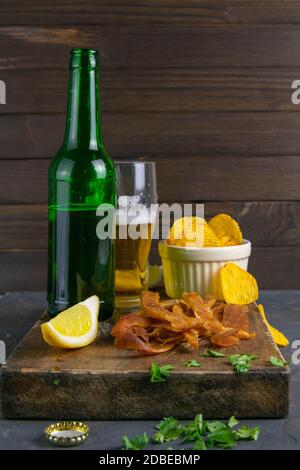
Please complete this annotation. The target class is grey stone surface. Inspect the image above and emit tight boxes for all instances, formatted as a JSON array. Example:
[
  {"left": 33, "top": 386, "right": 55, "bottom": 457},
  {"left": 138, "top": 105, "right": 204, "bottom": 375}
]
[{"left": 0, "top": 291, "right": 299, "bottom": 450}]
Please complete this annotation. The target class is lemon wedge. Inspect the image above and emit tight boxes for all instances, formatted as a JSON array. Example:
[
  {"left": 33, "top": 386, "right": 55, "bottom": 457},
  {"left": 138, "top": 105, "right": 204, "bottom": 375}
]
[{"left": 41, "top": 296, "right": 100, "bottom": 349}]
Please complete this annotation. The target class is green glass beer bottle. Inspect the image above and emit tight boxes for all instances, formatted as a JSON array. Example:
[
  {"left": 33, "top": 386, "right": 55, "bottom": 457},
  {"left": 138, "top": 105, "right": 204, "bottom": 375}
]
[{"left": 47, "top": 49, "right": 116, "bottom": 319}]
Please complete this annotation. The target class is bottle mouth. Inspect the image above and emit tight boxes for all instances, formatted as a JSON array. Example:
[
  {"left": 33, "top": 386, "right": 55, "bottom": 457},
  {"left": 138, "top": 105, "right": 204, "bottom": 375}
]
[{"left": 70, "top": 48, "right": 99, "bottom": 69}]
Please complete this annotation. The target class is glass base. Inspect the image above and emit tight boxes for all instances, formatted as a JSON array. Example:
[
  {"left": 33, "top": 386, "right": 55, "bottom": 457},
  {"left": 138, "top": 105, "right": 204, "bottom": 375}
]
[{"left": 115, "top": 294, "right": 141, "bottom": 311}]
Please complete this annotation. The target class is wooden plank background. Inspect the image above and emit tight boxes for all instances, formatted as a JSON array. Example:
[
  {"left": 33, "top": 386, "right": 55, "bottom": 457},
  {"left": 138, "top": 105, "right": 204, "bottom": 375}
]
[{"left": 0, "top": 0, "right": 300, "bottom": 291}]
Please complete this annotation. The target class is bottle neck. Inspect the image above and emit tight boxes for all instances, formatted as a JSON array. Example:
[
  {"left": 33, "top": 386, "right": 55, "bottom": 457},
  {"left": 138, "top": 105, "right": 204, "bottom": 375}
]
[{"left": 63, "top": 66, "right": 103, "bottom": 150}]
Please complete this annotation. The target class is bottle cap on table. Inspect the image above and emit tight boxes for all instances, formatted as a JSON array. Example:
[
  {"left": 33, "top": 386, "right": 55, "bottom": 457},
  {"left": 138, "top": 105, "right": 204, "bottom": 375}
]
[{"left": 44, "top": 421, "right": 89, "bottom": 447}]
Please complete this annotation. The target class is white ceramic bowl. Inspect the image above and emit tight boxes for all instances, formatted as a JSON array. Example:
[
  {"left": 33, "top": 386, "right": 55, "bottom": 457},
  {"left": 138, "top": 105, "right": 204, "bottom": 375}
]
[{"left": 158, "top": 239, "right": 251, "bottom": 299}]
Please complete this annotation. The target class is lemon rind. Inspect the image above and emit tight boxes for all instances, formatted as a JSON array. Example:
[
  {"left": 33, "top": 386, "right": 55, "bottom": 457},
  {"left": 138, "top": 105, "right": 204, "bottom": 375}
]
[{"left": 41, "top": 295, "right": 99, "bottom": 349}]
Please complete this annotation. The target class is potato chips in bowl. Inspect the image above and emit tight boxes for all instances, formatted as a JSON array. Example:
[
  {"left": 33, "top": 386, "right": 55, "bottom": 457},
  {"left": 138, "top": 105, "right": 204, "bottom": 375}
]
[{"left": 159, "top": 214, "right": 252, "bottom": 299}]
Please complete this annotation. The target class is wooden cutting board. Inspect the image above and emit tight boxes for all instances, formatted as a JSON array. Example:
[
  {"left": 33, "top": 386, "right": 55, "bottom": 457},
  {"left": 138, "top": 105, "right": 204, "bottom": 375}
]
[{"left": 1, "top": 304, "right": 289, "bottom": 420}]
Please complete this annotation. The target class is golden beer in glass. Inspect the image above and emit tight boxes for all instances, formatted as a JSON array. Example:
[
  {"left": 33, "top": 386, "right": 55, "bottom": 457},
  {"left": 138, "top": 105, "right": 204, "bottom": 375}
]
[{"left": 115, "top": 161, "right": 157, "bottom": 309}]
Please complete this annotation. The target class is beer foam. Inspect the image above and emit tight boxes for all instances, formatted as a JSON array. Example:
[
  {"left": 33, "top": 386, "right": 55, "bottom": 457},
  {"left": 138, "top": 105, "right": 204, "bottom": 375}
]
[
  {"left": 118, "top": 195, "right": 140, "bottom": 208},
  {"left": 116, "top": 202, "right": 157, "bottom": 225}
]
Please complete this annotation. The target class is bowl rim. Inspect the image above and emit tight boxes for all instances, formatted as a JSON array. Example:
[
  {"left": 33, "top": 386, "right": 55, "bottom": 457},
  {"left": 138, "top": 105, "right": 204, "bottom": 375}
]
[{"left": 158, "top": 239, "right": 251, "bottom": 252}]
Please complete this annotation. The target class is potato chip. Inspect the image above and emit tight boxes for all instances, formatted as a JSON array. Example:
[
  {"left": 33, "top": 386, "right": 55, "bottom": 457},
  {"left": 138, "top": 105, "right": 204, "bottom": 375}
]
[
  {"left": 208, "top": 213, "right": 243, "bottom": 246},
  {"left": 203, "top": 224, "right": 221, "bottom": 247},
  {"left": 218, "top": 263, "right": 258, "bottom": 305},
  {"left": 167, "top": 216, "right": 222, "bottom": 247},
  {"left": 175, "top": 226, "right": 220, "bottom": 248},
  {"left": 178, "top": 239, "right": 201, "bottom": 247},
  {"left": 168, "top": 239, "right": 199, "bottom": 247},
  {"left": 167, "top": 216, "right": 206, "bottom": 245},
  {"left": 257, "top": 304, "right": 289, "bottom": 347}
]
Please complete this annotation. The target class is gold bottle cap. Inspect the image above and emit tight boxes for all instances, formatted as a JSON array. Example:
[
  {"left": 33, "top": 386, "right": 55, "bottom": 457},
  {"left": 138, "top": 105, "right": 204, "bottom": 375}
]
[{"left": 44, "top": 421, "right": 89, "bottom": 447}]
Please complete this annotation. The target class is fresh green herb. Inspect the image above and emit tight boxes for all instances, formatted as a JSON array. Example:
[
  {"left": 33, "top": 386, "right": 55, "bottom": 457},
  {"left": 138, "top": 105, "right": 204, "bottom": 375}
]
[
  {"left": 193, "top": 438, "right": 207, "bottom": 450},
  {"left": 53, "top": 379, "right": 60, "bottom": 386},
  {"left": 235, "top": 425, "right": 260, "bottom": 441},
  {"left": 269, "top": 356, "right": 288, "bottom": 368},
  {"left": 122, "top": 432, "right": 148, "bottom": 450},
  {"left": 150, "top": 362, "right": 174, "bottom": 383},
  {"left": 182, "top": 414, "right": 205, "bottom": 442},
  {"left": 206, "top": 420, "right": 227, "bottom": 434},
  {"left": 203, "top": 349, "right": 226, "bottom": 358},
  {"left": 152, "top": 417, "right": 182, "bottom": 444},
  {"left": 184, "top": 415, "right": 259, "bottom": 450},
  {"left": 206, "top": 428, "right": 237, "bottom": 449},
  {"left": 227, "top": 416, "right": 239, "bottom": 428},
  {"left": 184, "top": 359, "right": 201, "bottom": 368},
  {"left": 228, "top": 354, "right": 258, "bottom": 373},
  {"left": 120, "top": 415, "right": 260, "bottom": 450}
]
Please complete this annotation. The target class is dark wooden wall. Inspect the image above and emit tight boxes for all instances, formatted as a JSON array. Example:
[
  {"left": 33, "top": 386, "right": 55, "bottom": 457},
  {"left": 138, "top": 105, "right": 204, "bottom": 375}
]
[{"left": 1, "top": 0, "right": 300, "bottom": 291}]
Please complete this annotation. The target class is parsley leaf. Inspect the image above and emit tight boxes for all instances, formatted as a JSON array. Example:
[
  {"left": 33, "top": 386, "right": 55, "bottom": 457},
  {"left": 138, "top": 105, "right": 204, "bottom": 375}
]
[
  {"left": 206, "top": 420, "right": 227, "bottom": 434},
  {"left": 203, "top": 349, "right": 226, "bottom": 358},
  {"left": 227, "top": 416, "right": 239, "bottom": 428},
  {"left": 120, "top": 415, "right": 260, "bottom": 450},
  {"left": 228, "top": 354, "right": 258, "bottom": 373},
  {"left": 235, "top": 425, "right": 260, "bottom": 441},
  {"left": 152, "top": 417, "right": 182, "bottom": 444},
  {"left": 122, "top": 432, "right": 148, "bottom": 450},
  {"left": 182, "top": 414, "right": 205, "bottom": 442},
  {"left": 150, "top": 362, "right": 174, "bottom": 383},
  {"left": 269, "top": 356, "right": 288, "bottom": 367},
  {"left": 184, "top": 359, "right": 201, "bottom": 368},
  {"left": 193, "top": 438, "right": 207, "bottom": 450},
  {"left": 206, "top": 428, "right": 237, "bottom": 449}
]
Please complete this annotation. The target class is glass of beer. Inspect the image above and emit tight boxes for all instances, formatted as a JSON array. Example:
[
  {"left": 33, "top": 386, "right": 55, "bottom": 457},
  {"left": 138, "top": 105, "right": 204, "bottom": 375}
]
[{"left": 115, "top": 161, "right": 157, "bottom": 309}]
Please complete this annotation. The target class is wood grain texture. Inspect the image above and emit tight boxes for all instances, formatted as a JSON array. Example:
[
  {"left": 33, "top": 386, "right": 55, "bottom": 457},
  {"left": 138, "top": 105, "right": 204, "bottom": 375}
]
[
  {"left": 2, "top": 24, "right": 300, "bottom": 70},
  {"left": 205, "top": 202, "right": 300, "bottom": 247},
  {"left": 0, "top": 247, "right": 299, "bottom": 292},
  {"left": 0, "top": 291, "right": 295, "bottom": 449},
  {"left": 0, "top": 205, "right": 47, "bottom": 249},
  {"left": 0, "top": 26, "right": 94, "bottom": 70},
  {"left": 1, "top": 201, "right": 299, "bottom": 291},
  {"left": 0, "top": 157, "right": 300, "bottom": 204},
  {"left": 0, "top": 67, "right": 297, "bottom": 113},
  {"left": 249, "top": 248, "right": 300, "bottom": 290},
  {"left": 1, "top": 304, "right": 290, "bottom": 420},
  {"left": 1, "top": 1, "right": 300, "bottom": 26},
  {"left": 0, "top": 251, "right": 47, "bottom": 292},
  {"left": 3, "top": 112, "right": 300, "bottom": 160},
  {"left": 0, "top": 1, "right": 299, "bottom": 291},
  {"left": 150, "top": 246, "right": 300, "bottom": 289},
  {"left": 1, "top": 201, "right": 300, "bottom": 250}
]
